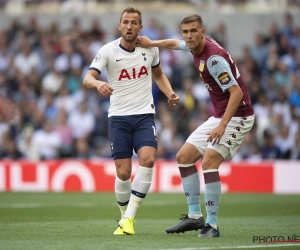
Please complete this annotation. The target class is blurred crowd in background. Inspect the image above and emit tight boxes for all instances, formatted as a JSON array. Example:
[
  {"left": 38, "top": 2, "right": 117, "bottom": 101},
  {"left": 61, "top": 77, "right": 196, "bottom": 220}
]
[
  {"left": 0, "top": 8, "right": 300, "bottom": 161},
  {"left": 1, "top": 0, "right": 300, "bottom": 13}
]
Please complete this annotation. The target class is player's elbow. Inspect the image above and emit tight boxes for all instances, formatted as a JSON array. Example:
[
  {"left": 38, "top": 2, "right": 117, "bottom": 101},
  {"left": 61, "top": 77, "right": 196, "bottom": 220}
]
[
  {"left": 230, "top": 85, "right": 243, "bottom": 101},
  {"left": 82, "top": 75, "right": 90, "bottom": 88},
  {"left": 236, "top": 87, "right": 243, "bottom": 102}
]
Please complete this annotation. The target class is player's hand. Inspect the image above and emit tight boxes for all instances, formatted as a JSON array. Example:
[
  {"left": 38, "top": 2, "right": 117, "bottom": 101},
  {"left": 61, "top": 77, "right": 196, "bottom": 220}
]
[
  {"left": 136, "top": 36, "right": 153, "bottom": 48},
  {"left": 167, "top": 93, "right": 180, "bottom": 108},
  {"left": 97, "top": 82, "right": 114, "bottom": 97},
  {"left": 206, "top": 124, "right": 226, "bottom": 145}
]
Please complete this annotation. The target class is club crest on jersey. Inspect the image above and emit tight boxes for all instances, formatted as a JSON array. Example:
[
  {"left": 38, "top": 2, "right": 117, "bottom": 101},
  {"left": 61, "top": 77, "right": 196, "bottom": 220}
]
[
  {"left": 218, "top": 72, "right": 231, "bottom": 85},
  {"left": 93, "top": 53, "right": 101, "bottom": 62},
  {"left": 199, "top": 60, "right": 205, "bottom": 72},
  {"left": 142, "top": 52, "right": 147, "bottom": 61}
]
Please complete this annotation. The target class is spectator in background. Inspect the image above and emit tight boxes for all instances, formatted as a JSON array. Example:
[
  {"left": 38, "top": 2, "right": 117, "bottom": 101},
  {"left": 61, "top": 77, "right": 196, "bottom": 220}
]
[
  {"left": 140, "top": 18, "right": 160, "bottom": 40},
  {"left": 250, "top": 33, "right": 268, "bottom": 72},
  {"left": 73, "top": 137, "right": 92, "bottom": 159},
  {"left": 17, "top": 124, "right": 40, "bottom": 161},
  {"left": 0, "top": 132, "right": 23, "bottom": 159},
  {"left": 289, "top": 76, "right": 300, "bottom": 113},
  {"left": 0, "top": 30, "right": 13, "bottom": 73},
  {"left": 67, "top": 100, "right": 95, "bottom": 140},
  {"left": 41, "top": 58, "right": 65, "bottom": 94},
  {"left": 54, "top": 109, "right": 73, "bottom": 158},
  {"left": 31, "top": 119, "right": 62, "bottom": 160},
  {"left": 13, "top": 41, "right": 41, "bottom": 76},
  {"left": 290, "top": 131, "right": 300, "bottom": 159},
  {"left": 272, "top": 87, "right": 292, "bottom": 125},
  {"left": 54, "top": 42, "right": 82, "bottom": 75},
  {"left": 253, "top": 92, "right": 272, "bottom": 140},
  {"left": 274, "top": 124, "right": 294, "bottom": 159},
  {"left": 264, "top": 21, "right": 281, "bottom": 46},
  {"left": 246, "top": 142, "right": 263, "bottom": 162},
  {"left": 54, "top": 83, "right": 77, "bottom": 114},
  {"left": 281, "top": 12, "right": 294, "bottom": 38},
  {"left": 210, "top": 22, "right": 227, "bottom": 49},
  {"left": 261, "top": 130, "right": 282, "bottom": 159}
]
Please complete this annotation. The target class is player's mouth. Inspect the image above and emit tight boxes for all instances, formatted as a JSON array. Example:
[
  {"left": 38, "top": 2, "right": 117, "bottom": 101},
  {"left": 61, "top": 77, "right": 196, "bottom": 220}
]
[{"left": 186, "top": 41, "right": 195, "bottom": 46}]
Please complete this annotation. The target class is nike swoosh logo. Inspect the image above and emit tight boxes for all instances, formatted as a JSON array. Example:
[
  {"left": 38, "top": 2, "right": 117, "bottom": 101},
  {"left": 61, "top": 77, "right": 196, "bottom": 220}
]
[{"left": 116, "top": 59, "right": 123, "bottom": 62}]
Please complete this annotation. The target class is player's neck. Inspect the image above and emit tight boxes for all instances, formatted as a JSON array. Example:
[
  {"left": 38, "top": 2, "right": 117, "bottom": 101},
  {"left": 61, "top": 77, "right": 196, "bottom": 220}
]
[{"left": 120, "top": 38, "right": 136, "bottom": 52}]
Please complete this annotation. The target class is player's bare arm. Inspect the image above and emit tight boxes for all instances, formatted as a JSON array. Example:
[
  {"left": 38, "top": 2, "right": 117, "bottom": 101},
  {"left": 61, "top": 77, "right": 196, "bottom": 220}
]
[
  {"left": 152, "top": 65, "right": 180, "bottom": 107},
  {"left": 207, "top": 85, "right": 243, "bottom": 145},
  {"left": 83, "top": 70, "right": 114, "bottom": 97},
  {"left": 137, "top": 36, "right": 180, "bottom": 50}
]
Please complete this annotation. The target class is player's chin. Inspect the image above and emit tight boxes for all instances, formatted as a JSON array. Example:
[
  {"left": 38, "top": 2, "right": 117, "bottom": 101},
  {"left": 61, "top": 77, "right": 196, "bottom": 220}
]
[
  {"left": 186, "top": 43, "right": 196, "bottom": 49},
  {"left": 123, "top": 35, "right": 137, "bottom": 43}
]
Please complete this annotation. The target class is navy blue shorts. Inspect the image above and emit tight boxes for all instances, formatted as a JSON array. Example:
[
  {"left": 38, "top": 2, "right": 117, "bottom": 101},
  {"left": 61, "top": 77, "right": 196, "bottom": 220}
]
[{"left": 108, "top": 114, "right": 158, "bottom": 160}]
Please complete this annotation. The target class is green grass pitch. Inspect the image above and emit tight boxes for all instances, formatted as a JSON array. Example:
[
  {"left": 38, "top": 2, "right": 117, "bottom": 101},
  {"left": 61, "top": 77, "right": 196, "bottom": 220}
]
[{"left": 0, "top": 192, "right": 300, "bottom": 250}]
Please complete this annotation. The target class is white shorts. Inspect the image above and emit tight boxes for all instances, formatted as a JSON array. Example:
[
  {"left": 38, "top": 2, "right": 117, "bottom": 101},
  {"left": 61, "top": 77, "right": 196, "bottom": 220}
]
[{"left": 186, "top": 115, "right": 255, "bottom": 160}]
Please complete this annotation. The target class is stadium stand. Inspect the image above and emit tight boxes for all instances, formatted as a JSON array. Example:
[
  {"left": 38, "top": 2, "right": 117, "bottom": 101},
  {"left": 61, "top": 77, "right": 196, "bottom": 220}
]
[{"left": 0, "top": 0, "right": 299, "bottom": 161}]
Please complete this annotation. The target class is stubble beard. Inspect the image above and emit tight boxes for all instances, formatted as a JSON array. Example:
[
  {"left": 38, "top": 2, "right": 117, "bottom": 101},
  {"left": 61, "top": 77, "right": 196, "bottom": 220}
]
[{"left": 122, "top": 33, "right": 138, "bottom": 43}]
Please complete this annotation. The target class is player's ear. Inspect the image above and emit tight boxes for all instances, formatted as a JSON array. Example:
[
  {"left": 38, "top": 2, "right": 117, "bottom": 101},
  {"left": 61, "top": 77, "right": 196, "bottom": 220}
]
[
  {"left": 118, "top": 23, "right": 121, "bottom": 31},
  {"left": 139, "top": 24, "right": 143, "bottom": 33},
  {"left": 201, "top": 28, "right": 206, "bottom": 39}
]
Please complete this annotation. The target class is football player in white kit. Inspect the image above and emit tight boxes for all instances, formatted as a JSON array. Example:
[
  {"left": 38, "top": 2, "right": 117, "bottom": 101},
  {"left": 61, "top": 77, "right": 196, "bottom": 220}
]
[{"left": 83, "top": 7, "right": 180, "bottom": 235}]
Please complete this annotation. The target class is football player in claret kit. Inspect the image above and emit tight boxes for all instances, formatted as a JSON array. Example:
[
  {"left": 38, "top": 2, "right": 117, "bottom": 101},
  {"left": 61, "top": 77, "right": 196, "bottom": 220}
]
[
  {"left": 83, "top": 7, "right": 180, "bottom": 235},
  {"left": 137, "top": 14, "right": 254, "bottom": 237}
]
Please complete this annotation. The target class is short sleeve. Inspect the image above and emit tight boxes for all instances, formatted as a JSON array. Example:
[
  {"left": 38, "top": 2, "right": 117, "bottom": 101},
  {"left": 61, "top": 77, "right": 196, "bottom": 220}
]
[
  {"left": 178, "top": 41, "right": 191, "bottom": 51},
  {"left": 151, "top": 47, "right": 160, "bottom": 67},
  {"left": 89, "top": 45, "right": 109, "bottom": 74},
  {"left": 207, "top": 55, "right": 238, "bottom": 92}
]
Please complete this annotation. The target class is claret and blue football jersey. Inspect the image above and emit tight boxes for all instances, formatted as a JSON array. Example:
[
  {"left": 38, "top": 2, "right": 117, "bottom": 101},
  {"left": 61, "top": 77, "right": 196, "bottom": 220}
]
[{"left": 178, "top": 38, "right": 254, "bottom": 118}]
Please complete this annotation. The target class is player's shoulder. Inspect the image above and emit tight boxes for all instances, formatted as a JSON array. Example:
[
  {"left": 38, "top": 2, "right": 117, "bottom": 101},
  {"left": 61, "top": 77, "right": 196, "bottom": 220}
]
[
  {"left": 100, "top": 38, "right": 121, "bottom": 52},
  {"left": 206, "top": 55, "right": 228, "bottom": 73},
  {"left": 136, "top": 46, "right": 158, "bottom": 54},
  {"left": 205, "top": 37, "right": 227, "bottom": 56}
]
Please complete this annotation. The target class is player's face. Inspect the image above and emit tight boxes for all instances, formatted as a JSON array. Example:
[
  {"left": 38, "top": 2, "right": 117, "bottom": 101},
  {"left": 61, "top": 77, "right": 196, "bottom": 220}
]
[
  {"left": 119, "top": 12, "right": 143, "bottom": 43},
  {"left": 181, "top": 22, "right": 205, "bottom": 51}
]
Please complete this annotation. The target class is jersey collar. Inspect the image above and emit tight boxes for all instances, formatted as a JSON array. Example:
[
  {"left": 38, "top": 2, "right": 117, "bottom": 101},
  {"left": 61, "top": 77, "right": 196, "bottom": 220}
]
[{"left": 119, "top": 43, "right": 135, "bottom": 53}]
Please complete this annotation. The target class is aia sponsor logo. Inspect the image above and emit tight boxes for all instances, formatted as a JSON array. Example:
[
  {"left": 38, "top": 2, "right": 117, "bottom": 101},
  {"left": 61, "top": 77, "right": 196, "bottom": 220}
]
[
  {"left": 118, "top": 66, "right": 148, "bottom": 81},
  {"left": 206, "top": 200, "right": 214, "bottom": 206}
]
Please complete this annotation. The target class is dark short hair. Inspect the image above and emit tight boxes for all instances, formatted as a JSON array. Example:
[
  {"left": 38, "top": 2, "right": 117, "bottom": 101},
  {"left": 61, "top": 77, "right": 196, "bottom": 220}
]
[
  {"left": 181, "top": 14, "right": 203, "bottom": 28},
  {"left": 120, "top": 6, "right": 142, "bottom": 25}
]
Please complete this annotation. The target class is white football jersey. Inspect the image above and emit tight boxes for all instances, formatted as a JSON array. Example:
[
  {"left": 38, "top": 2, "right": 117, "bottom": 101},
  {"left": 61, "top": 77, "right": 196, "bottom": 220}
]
[{"left": 89, "top": 38, "right": 160, "bottom": 117}]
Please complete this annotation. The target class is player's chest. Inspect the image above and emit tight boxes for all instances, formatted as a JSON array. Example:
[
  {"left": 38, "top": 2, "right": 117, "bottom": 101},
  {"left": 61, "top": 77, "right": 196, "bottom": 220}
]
[
  {"left": 195, "top": 58, "right": 214, "bottom": 84},
  {"left": 110, "top": 51, "right": 153, "bottom": 80}
]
